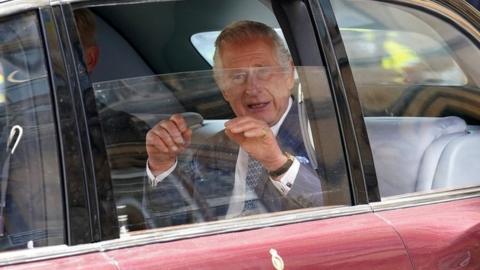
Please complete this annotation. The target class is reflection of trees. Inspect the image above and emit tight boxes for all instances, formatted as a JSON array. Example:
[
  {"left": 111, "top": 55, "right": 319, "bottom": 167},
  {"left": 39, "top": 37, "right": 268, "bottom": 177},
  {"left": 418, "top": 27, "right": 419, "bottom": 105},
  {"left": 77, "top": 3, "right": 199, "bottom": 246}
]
[{"left": 360, "top": 84, "right": 480, "bottom": 125}]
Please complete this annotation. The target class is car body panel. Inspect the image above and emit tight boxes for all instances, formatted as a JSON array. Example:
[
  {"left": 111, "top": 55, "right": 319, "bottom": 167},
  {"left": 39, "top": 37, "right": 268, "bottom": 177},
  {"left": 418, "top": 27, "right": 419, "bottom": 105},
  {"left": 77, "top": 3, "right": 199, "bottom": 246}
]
[
  {"left": 104, "top": 212, "right": 411, "bottom": 269},
  {"left": 377, "top": 197, "right": 480, "bottom": 269},
  {"left": 0, "top": 252, "right": 117, "bottom": 270},
  {"left": 0, "top": 212, "right": 412, "bottom": 269}
]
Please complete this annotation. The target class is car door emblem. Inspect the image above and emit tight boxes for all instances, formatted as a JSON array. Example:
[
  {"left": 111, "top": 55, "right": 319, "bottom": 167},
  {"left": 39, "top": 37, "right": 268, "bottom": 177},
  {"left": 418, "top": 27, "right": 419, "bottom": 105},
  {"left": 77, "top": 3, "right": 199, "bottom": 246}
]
[{"left": 270, "top": 248, "right": 284, "bottom": 270}]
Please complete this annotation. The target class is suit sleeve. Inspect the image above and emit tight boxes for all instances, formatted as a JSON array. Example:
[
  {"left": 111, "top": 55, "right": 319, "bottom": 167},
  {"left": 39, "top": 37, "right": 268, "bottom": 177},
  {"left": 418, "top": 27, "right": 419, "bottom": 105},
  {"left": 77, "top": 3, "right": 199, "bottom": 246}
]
[
  {"left": 283, "top": 163, "right": 324, "bottom": 208},
  {"left": 142, "top": 151, "right": 214, "bottom": 228},
  {"left": 142, "top": 169, "right": 193, "bottom": 228}
]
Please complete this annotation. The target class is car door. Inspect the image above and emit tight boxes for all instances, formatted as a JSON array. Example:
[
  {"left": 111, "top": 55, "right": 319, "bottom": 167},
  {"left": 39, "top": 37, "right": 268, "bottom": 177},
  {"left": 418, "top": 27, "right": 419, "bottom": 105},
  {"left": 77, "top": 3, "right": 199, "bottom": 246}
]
[
  {"left": 0, "top": 1, "right": 117, "bottom": 267},
  {"left": 0, "top": 0, "right": 449, "bottom": 269},
  {"left": 322, "top": 0, "right": 480, "bottom": 268},
  {"left": 56, "top": 0, "right": 413, "bottom": 269}
]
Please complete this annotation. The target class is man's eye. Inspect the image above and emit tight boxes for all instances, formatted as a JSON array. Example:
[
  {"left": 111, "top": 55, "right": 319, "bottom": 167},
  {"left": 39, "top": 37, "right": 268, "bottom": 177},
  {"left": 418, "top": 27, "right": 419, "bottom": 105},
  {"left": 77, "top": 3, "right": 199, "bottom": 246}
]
[
  {"left": 257, "top": 68, "right": 271, "bottom": 80},
  {"left": 231, "top": 73, "right": 247, "bottom": 83}
]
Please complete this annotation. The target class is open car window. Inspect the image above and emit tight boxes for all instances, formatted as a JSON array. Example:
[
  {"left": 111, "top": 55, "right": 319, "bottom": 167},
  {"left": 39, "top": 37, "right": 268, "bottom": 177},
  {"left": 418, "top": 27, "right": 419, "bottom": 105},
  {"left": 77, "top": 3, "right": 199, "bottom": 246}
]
[
  {"left": 92, "top": 66, "right": 350, "bottom": 232},
  {"left": 69, "top": 0, "right": 351, "bottom": 235}
]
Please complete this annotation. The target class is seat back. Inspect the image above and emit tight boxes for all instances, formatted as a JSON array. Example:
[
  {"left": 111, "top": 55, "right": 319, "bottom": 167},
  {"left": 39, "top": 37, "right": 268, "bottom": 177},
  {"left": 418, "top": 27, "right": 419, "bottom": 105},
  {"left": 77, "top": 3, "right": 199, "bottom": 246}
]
[
  {"left": 365, "top": 116, "right": 467, "bottom": 197},
  {"left": 432, "top": 132, "right": 480, "bottom": 190}
]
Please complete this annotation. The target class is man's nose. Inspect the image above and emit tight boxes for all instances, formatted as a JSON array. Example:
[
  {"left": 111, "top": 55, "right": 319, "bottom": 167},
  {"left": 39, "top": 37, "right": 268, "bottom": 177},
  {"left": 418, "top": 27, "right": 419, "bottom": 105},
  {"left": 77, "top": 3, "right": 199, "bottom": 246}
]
[{"left": 245, "top": 73, "right": 260, "bottom": 95}]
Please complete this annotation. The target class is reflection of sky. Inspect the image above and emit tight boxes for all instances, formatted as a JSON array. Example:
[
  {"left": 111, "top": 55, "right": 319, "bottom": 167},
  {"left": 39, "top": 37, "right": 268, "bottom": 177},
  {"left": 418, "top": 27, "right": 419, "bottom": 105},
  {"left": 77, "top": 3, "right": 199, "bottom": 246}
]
[{"left": 191, "top": 28, "right": 285, "bottom": 67}]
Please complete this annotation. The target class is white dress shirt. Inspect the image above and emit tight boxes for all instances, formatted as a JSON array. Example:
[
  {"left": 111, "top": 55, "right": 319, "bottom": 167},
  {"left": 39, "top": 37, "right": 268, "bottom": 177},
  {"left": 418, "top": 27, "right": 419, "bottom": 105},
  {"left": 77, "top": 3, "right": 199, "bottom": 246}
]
[{"left": 147, "top": 98, "right": 300, "bottom": 218}]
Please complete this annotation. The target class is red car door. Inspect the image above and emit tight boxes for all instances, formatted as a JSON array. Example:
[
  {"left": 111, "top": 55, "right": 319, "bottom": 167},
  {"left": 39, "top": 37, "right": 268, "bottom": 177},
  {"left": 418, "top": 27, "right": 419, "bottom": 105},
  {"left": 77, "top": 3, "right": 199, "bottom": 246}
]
[
  {"left": 0, "top": 209, "right": 409, "bottom": 270},
  {"left": 376, "top": 197, "right": 480, "bottom": 269},
  {"left": 322, "top": 0, "right": 480, "bottom": 269},
  {"left": 103, "top": 210, "right": 411, "bottom": 269}
]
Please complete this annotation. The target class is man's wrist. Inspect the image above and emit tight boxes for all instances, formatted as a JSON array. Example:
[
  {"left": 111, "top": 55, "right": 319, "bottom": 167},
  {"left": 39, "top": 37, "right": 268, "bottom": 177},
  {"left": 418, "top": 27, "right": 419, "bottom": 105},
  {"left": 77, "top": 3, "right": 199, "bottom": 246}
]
[
  {"left": 268, "top": 152, "right": 294, "bottom": 178},
  {"left": 147, "top": 159, "right": 178, "bottom": 187},
  {"left": 148, "top": 159, "right": 175, "bottom": 175},
  {"left": 263, "top": 152, "right": 288, "bottom": 172}
]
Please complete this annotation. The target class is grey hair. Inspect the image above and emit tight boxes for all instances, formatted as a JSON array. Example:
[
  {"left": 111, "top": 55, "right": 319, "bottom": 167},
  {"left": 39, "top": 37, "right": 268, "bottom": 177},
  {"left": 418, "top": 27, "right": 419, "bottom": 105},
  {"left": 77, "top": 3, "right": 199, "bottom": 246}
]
[{"left": 213, "top": 20, "right": 291, "bottom": 69}]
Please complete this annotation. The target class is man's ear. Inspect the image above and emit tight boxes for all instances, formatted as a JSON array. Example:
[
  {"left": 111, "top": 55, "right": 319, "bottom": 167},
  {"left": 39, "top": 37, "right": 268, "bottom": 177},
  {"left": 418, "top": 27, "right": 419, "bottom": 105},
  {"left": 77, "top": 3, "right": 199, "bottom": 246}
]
[{"left": 85, "top": 45, "right": 99, "bottom": 73}]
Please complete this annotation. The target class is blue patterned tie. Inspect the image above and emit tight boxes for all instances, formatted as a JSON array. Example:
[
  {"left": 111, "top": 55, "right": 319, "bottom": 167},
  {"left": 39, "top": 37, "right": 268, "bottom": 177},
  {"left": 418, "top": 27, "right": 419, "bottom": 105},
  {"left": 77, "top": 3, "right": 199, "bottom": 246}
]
[{"left": 243, "top": 157, "right": 263, "bottom": 215}]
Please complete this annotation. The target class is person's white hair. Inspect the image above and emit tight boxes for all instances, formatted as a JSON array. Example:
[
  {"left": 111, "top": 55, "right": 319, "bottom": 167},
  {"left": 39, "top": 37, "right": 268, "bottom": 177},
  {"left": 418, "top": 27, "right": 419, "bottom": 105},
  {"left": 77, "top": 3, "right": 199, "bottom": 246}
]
[{"left": 213, "top": 20, "right": 291, "bottom": 70}]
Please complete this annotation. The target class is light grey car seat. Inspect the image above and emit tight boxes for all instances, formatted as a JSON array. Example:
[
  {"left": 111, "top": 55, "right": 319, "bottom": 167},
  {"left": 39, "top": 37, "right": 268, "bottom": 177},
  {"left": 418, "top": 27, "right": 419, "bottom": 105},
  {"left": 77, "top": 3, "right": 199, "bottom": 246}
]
[{"left": 364, "top": 116, "right": 480, "bottom": 197}]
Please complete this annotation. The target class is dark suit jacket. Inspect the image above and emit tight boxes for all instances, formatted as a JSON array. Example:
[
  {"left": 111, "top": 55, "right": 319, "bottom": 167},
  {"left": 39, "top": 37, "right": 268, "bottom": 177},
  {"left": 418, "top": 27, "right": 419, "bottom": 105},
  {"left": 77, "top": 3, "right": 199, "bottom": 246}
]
[{"left": 143, "top": 104, "right": 323, "bottom": 228}]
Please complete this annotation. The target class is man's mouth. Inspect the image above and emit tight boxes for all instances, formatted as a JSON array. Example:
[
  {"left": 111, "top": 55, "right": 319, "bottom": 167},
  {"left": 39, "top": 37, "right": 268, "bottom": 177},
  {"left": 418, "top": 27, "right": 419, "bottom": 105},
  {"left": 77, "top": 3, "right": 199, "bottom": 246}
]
[{"left": 247, "top": 102, "right": 269, "bottom": 110}]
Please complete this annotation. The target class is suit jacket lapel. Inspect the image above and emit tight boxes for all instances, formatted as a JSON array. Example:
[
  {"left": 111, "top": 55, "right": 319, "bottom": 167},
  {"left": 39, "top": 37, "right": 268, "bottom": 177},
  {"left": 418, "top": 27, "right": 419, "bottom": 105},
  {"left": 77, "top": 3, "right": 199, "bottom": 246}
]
[{"left": 277, "top": 102, "right": 307, "bottom": 158}]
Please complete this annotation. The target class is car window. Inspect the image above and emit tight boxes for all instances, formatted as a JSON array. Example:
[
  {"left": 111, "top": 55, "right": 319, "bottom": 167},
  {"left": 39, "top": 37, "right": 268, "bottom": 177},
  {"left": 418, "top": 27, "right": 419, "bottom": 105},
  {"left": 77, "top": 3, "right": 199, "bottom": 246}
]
[
  {"left": 73, "top": 0, "right": 350, "bottom": 235},
  {"left": 331, "top": 0, "right": 480, "bottom": 198},
  {"left": 0, "top": 11, "right": 64, "bottom": 251}
]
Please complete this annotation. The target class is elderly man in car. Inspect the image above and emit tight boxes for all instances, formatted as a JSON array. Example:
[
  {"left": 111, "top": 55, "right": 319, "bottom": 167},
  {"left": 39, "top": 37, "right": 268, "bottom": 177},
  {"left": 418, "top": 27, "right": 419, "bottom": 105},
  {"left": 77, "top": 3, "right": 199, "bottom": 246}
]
[{"left": 144, "top": 20, "right": 322, "bottom": 226}]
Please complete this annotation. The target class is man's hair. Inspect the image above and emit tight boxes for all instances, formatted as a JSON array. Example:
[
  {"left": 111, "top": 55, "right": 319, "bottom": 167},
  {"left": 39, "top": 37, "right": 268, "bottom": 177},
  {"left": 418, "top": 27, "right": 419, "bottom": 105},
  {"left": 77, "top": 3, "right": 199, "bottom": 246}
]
[
  {"left": 213, "top": 20, "right": 291, "bottom": 69},
  {"left": 74, "top": 8, "right": 97, "bottom": 48}
]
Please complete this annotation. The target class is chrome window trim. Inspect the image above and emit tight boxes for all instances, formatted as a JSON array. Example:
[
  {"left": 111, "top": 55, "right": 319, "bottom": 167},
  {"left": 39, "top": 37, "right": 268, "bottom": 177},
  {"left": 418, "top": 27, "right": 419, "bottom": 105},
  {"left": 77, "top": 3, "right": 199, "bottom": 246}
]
[
  {"left": 0, "top": 204, "right": 371, "bottom": 266},
  {"left": 371, "top": 186, "right": 480, "bottom": 212},
  {"left": 0, "top": 0, "right": 49, "bottom": 17},
  {"left": 0, "top": 0, "right": 178, "bottom": 17},
  {"left": 51, "top": 0, "right": 179, "bottom": 8}
]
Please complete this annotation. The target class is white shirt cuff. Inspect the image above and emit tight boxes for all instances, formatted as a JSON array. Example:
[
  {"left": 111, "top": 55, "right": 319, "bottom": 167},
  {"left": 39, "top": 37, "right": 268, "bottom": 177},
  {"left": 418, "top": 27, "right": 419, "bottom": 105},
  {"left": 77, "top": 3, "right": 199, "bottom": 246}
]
[
  {"left": 146, "top": 159, "right": 177, "bottom": 187},
  {"left": 269, "top": 157, "right": 300, "bottom": 195}
]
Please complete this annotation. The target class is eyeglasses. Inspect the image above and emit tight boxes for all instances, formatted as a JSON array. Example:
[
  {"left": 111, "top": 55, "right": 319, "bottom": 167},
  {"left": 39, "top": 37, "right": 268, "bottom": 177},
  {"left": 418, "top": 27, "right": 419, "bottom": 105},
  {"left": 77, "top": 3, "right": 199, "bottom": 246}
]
[{"left": 217, "top": 66, "right": 290, "bottom": 89}]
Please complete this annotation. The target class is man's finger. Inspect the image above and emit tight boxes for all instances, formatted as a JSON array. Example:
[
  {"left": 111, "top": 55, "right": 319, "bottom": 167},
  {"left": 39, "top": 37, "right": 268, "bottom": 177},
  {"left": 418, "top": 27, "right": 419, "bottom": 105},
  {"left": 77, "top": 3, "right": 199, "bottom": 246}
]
[
  {"left": 151, "top": 126, "right": 180, "bottom": 151},
  {"left": 170, "top": 114, "right": 189, "bottom": 133},
  {"left": 149, "top": 134, "right": 170, "bottom": 153},
  {"left": 227, "top": 121, "right": 265, "bottom": 134},
  {"left": 158, "top": 120, "right": 185, "bottom": 145},
  {"left": 182, "top": 128, "right": 193, "bottom": 146},
  {"left": 146, "top": 130, "right": 171, "bottom": 154},
  {"left": 225, "top": 116, "right": 259, "bottom": 128},
  {"left": 243, "top": 127, "right": 269, "bottom": 138}
]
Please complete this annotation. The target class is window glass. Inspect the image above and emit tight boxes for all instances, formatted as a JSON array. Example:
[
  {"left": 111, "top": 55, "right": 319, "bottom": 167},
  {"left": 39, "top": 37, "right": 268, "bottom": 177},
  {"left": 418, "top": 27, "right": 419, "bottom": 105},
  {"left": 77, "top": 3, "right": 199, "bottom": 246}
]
[
  {"left": 75, "top": 0, "right": 349, "bottom": 234},
  {"left": 0, "top": 12, "right": 63, "bottom": 251},
  {"left": 332, "top": 0, "right": 480, "bottom": 198}
]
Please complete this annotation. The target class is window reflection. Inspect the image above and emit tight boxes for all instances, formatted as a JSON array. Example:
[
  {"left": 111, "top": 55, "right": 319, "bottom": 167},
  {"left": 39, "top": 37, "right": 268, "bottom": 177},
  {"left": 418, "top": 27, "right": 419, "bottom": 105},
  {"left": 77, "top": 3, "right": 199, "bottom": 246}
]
[
  {"left": 0, "top": 12, "right": 63, "bottom": 251},
  {"left": 333, "top": 0, "right": 480, "bottom": 198}
]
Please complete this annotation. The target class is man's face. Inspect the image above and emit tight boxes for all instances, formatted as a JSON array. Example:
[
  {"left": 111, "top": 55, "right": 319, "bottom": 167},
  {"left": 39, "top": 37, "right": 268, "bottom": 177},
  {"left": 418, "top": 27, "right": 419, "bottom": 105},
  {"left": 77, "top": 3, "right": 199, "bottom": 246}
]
[{"left": 217, "top": 37, "right": 294, "bottom": 126}]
